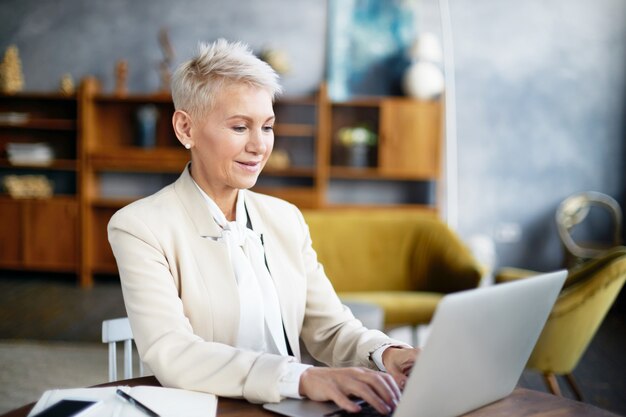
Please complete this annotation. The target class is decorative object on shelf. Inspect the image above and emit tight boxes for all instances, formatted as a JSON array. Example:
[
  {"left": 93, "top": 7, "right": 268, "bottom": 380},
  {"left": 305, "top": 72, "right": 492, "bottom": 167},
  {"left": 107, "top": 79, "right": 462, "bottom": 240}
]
[
  {"left": 326, "top": 0, "right": 418, "bottom": 101},
  {"left": 0, "top": 45, "right": 25, "bottom": 94},
  {"left": 135, "top": 105, "right": 159, "bottom": 148},
  {"left": 115, "top": 60, "right": 128, "bottom": 96},
  {"left": 0, "top": 112, "right": 29, "bottom": 124},
  {"left": 337, "top": 126, "right": 377, "bottom": 167},
  {"left": 266, "top": 148, "right": 291, "bottom": 170},
  {"left": 158, "top": 28, "right": 175, "bottom": 93},
  {"left": 403, "top": 32, "right": 445, "bottom": 100},
  {"left": 59, "top": 73, "right": 75, "bottom": 96},
  {"left": 408, "top": 32, "right": 443, "bottom": 63},
  {"left": 259, "top": 48, "right": 291, "bottom": 75},
  {"left": 6, "top": 142, "right": 54, "bottom": 166},
  {"left": 2, "top": 174, "right": 54, "bottom": 199}
]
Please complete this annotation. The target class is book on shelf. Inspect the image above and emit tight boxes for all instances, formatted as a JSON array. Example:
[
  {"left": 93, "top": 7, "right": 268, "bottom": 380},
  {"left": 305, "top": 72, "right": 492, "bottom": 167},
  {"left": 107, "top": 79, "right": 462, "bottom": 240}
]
[
  {"left": 27, "top": 385, "right": 217, "bottom": 417},
  {"left": 6, "top": 142, "right": 54, "bottom": 166}
]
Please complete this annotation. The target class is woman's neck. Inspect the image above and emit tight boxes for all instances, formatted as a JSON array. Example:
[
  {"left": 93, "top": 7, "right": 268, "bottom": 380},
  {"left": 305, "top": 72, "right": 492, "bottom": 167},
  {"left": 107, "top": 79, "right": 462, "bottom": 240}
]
[
  {"left": 208, "top": 190, "right": 238, "bottom": 221},
  {"left": 189, "top": 166, "right": 238, "bottom": 221},
  {"left": 218, "top": 198, "right": 237, "bottom": 221}
]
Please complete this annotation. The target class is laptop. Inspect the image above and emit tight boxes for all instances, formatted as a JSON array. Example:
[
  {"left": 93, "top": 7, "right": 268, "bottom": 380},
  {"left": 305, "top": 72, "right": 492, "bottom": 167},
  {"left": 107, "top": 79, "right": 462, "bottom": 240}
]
[{"left": 263, "top": 270, "right": 567, "bottom": 417}]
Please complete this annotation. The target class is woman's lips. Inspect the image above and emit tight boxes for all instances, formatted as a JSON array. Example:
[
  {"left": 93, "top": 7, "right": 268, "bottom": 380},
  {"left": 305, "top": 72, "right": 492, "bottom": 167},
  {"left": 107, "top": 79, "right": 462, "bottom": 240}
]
[{"left": 236, "top": 160, "right": 261, "bottom": 172}]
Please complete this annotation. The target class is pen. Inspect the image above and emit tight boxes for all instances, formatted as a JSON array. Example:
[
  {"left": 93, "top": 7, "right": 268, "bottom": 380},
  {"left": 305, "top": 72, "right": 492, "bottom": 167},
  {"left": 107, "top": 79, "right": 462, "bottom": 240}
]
[{"left": 116, "top": 388, "right": 161, "bottom": 417}]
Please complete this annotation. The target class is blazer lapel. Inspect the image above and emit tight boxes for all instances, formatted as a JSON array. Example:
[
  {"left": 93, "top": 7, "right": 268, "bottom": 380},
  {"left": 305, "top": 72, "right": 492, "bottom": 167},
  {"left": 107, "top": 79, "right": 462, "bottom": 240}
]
[
  {"left": 174, "top": 163, "right": 240, "bottom": 345},
  {"left": 174, "top": 163, "right": 222, "bottom": 238}
]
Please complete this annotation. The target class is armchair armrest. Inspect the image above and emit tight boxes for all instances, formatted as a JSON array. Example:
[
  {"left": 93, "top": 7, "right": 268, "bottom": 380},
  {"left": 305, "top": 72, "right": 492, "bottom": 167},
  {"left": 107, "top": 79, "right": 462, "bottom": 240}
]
[
  {"left": 408, "top": 218, "right": 482, "bottom": 292},
  {"left": 495, "top": 267, "right": 541, "bottom": 284},
  {"left": 496, "top": 246, "right": 626, "bottom": 287}
]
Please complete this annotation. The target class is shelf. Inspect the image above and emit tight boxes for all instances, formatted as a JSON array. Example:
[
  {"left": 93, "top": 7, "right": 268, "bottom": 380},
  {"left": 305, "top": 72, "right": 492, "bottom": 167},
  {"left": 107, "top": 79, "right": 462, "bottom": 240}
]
[
  {"left": 252, "top": 185, "right": 318, "bottom": 208},
  {"left": 0, "top": 262, "right": 74, "bottom": 272},
  {"left": 0, "top": 92, "right": 76, "bottom": 101},
  {"left": 91, "top": 197, "right": 136, "bottom": 209},
  {"left": 0, "top": 193, "right": 76, "bottom": 201},
  {"left": 274, "top": 123, "right": 316, "bottom": 137},
  {"left": 330, "top": 166, "right": 436, "bottom": 181},
  {"left": 89, "top": 148, "right": 188, "bottom": 172},
  {"left": 262, "top": 166, "right": 316, "bottom": 177},
  {"left": 94, "top": 93, "right": 173, "bottom": 103},
  {"left": 0, "top": 158, "right": 78, "bottom": 170},
  {"left": 331, "top": 98, "right": 382, "bottom": 107},
  {"left": 0, "top": 118, "right": 76, "bottom": 130},
  {"left": 331, "top": 96, "right": 432, "bottom": 107}
]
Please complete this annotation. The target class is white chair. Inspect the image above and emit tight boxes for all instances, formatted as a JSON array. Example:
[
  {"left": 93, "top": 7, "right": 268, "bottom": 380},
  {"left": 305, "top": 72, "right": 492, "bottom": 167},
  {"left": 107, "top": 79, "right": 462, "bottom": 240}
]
[{"left": 101, "top": 317, "right": 144, "bottom": 382}]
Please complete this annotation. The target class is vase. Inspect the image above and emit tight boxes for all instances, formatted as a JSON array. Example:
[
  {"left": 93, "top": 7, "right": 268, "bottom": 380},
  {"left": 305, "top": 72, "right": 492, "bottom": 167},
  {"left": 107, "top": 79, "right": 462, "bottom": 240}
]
[
  {"left": 136, "top": 105, "right": 159, "bottom": 148},
  {"left": 402, "top": 61, "right": 444, "bottom": 100},
  {"left": 348, "top": 144, "right": 370, "bottom": 167}
]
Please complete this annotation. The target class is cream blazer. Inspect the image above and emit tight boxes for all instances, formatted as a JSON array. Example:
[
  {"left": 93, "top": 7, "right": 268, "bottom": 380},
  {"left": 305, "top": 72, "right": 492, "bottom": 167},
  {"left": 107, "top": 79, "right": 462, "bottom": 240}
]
[{"left": 107, "top": 165, "right": 399, "bottom": 403}]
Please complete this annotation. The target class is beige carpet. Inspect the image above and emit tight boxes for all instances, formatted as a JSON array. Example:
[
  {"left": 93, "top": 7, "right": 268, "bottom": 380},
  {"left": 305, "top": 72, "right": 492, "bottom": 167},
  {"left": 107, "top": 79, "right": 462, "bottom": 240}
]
[{"left": 0, "top": 340, "right": 141, "bottom": 414}]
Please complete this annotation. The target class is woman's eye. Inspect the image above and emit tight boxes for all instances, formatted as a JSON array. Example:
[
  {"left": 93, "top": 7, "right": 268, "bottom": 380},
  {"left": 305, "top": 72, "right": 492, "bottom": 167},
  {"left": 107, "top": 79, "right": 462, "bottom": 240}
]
[
  {"left": 263, "top": 125, "right": 274, "bottom": 132},
  {"left": 232, "top": 126, "right": 246, "bottom": 133}
]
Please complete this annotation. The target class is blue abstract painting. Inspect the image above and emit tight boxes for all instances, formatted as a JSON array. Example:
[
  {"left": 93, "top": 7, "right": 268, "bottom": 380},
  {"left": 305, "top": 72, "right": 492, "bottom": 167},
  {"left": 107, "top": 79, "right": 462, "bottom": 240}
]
[{"left": 327, "top": 0, "right": 418, "bottom": 101}]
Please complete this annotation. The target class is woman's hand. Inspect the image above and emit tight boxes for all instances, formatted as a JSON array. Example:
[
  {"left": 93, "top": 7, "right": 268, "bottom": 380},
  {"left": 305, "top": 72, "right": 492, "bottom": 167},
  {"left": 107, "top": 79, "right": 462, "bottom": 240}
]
[
  {"left": 381, "top": 347, "right": 420, "bottom": 390},
  {"left": 299, "top": 367, "right": 401, "bottom": 414}
]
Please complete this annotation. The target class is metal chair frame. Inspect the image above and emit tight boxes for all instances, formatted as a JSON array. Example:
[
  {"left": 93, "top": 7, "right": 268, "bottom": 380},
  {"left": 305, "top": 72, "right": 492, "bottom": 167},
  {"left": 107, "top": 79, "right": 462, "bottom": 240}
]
[{"left": 556, "top": 191, "right": 622, "bottom": 267}]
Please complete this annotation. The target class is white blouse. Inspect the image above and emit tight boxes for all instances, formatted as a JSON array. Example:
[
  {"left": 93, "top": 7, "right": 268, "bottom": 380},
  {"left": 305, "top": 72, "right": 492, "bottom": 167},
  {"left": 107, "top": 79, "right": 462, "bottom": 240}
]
[{"left": 193, "top": 183, "right": 310, "bottom": 398}]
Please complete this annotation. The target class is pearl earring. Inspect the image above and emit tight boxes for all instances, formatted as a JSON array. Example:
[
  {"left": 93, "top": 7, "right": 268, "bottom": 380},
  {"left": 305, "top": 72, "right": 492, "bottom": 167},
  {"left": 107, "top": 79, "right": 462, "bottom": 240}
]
[{"left": 184, "top": 143, "right": 191, "bottom": 150}]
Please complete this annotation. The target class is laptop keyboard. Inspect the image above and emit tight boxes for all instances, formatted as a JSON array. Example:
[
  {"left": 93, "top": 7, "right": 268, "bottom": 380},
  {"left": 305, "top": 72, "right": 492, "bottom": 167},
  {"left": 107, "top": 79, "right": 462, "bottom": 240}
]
[{"left": 325, "top": 401, "right": 391, "bottom": 417}]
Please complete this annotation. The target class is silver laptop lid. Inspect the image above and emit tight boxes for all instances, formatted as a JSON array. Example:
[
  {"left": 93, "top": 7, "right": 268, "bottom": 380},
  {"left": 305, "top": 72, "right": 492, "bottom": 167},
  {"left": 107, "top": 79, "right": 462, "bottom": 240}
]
[{"left": 394, "top": 270, "right": 566, "bottom": 417}]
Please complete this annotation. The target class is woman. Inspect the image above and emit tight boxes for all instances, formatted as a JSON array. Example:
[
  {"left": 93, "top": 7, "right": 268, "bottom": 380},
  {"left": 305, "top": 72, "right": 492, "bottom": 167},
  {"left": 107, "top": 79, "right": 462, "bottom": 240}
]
[{"left": 108, "top": 39, "right": 417, "bottom": 414}]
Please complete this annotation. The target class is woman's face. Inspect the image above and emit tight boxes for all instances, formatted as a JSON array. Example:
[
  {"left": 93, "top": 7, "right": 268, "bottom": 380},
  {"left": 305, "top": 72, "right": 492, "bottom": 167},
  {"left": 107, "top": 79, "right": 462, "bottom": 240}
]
[{"left": 191, "top": 82, "right": 275, "bottom": 199}]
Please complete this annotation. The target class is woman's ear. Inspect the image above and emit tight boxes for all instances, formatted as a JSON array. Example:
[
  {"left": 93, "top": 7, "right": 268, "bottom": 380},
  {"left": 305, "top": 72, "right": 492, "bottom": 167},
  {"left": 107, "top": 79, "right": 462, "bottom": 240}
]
[{"left": 172, "top": 110, "right": 194, "bottom": 149}]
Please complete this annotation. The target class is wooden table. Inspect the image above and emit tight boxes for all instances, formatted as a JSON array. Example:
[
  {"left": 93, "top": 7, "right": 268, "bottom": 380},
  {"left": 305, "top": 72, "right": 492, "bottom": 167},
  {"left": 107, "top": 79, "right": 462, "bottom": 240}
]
[{"left": 1, "top": 376, "right": 619, "bottom": 417}]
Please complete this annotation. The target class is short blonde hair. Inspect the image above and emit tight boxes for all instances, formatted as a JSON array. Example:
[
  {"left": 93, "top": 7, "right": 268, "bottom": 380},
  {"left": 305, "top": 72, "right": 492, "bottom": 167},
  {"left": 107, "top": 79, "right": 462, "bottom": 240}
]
[{"left": 171, "top": 39, "right": 282, "bottom": 120}]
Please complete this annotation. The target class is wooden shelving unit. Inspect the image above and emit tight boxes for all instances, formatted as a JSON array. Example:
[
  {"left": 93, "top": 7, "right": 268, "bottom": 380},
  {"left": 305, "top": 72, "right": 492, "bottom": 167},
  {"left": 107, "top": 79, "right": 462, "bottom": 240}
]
[
  {"left": 324, "top": 94, "right": 441, "bottom": 208},
  {"left": 0, "top": 79, "right": 442, "bottom": 286},
  {"left": 0, "top": 93, "right": 81, "bottom": 274}
]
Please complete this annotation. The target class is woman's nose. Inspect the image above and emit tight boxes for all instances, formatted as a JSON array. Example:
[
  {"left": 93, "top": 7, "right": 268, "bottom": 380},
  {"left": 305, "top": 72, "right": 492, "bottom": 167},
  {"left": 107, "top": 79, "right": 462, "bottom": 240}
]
[{"left": 247, "top": 129, "right": 268, "bottom": 154}]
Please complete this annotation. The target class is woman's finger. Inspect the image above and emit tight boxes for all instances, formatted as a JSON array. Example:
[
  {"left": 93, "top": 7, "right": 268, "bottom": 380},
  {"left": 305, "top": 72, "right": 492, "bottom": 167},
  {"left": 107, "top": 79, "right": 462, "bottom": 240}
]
[
  {"left": 342, "top": 378, "right": 392, "bottom": 415},
  {"left": 342, "top": 369, "right": 398, "bottom": 414},
  {"left": 300, "top": 367, "right": 399, "bottom": 414}
]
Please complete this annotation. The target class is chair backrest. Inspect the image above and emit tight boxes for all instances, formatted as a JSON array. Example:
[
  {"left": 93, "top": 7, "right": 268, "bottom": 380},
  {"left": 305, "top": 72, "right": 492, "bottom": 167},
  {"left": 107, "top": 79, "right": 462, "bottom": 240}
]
[
  {"left": 526, "top": 249, "right": 626, "bottom": 374},
  {"left": 101, "top": 317, "right": 143, "bottom": 382},
  {"left": 556, "top": 191, "right": 622, "bottom": 267},
  {"left": 302, "top": 209, "right": 481, "bottom": 293}
]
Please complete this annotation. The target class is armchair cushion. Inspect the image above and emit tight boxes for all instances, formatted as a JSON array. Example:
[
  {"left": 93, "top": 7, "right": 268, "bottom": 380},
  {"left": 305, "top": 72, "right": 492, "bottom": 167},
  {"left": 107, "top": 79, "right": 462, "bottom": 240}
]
[{"left": 339, "top": 291, "right": 443, "bottom": 326}]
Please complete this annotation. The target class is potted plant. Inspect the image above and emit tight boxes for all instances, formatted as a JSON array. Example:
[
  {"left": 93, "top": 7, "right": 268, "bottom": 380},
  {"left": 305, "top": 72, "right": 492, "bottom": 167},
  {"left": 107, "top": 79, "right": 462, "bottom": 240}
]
[{"left": 337, "top": 125, "right": 377, "bottom": 167}]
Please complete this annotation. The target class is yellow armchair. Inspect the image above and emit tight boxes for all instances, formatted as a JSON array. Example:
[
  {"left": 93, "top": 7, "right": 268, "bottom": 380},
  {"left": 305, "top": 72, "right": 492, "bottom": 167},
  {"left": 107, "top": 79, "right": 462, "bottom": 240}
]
[
  {"left": 302, "top": 209, "right": 483, "bottom": 328},
  {"left": 495, "top": 247, "right": 626, "bottom": 400}
]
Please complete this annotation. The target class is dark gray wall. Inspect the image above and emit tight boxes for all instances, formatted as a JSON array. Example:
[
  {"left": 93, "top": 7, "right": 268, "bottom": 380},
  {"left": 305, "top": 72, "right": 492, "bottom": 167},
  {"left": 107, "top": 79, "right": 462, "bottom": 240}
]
[
  {"left": 0, "top": 0, "right": 326, "bottom": 95},
  {"left": 1, "top": 0, "right": 625, "bottom": 270}
]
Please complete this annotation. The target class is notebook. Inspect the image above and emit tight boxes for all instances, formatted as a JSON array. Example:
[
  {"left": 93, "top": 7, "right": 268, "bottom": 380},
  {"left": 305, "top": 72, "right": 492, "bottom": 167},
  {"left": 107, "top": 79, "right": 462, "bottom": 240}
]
[
  {"left": 263, "top": 270, "right": 567, "bottom": 417},
  {"left": 27, "top": 385, "right": 217, "bottom": 417}
]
